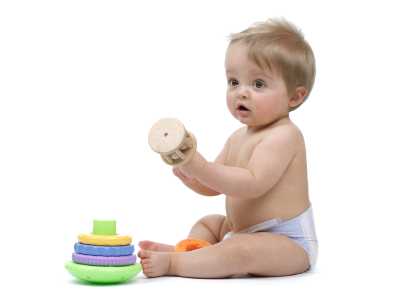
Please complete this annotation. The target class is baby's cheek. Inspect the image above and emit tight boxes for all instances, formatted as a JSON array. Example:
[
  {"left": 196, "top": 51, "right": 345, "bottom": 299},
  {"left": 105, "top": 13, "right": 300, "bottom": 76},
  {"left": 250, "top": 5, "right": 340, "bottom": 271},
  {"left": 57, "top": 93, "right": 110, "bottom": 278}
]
[
  {"left": 255, "top": 99, "right": 277, "bottom": 117},
  {"left": 226, "top": 95, "right": 236, "bottom": 116}
]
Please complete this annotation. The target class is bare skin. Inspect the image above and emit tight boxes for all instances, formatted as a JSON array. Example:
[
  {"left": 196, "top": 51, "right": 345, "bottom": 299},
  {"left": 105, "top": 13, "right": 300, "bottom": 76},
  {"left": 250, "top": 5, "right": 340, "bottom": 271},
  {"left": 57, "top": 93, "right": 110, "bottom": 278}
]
[{"left": 138, "top": 41, "right": 311, "bottom": 278}]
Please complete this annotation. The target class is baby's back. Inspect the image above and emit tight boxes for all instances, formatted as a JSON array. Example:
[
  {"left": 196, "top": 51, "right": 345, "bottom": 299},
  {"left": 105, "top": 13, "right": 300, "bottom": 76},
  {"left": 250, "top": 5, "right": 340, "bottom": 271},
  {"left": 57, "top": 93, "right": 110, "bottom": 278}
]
[{"left": 224, "top": 118, "right": 311, "bottom": 233}]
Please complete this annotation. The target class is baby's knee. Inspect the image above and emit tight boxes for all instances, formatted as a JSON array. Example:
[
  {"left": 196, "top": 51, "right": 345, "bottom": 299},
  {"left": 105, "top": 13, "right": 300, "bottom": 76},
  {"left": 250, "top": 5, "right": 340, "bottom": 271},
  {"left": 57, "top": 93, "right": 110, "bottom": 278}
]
[
  {"left": 225, "top": 234, "right": 259, "bottom": 260},
  {"left": 197, "top": 214, "right": 226, "bottom": 225},
  {"left": 196, "top": 214, "right": 226, "bottom": 241}
]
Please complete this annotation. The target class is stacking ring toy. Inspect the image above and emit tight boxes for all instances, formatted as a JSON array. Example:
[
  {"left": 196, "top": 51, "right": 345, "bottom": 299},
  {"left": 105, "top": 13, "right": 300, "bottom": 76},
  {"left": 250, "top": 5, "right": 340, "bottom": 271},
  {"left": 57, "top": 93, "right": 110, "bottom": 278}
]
[
  {"left": 72, "top": 252, "right": 137, "bottom": 266},
  {"left": 74, "top": 243, "right": 134, "bottom": 256},
  {"left": 65, "top": 261, "right": 142, "bottom": 283},
  {"left": 65, "top": 220, "right": 142, "bottom": 283},
  {"left": 78, "top": 220, "right": 132, "bottom": 246},
  {"left": 174, "top": 238, "right": 211, "bottom": 252}
]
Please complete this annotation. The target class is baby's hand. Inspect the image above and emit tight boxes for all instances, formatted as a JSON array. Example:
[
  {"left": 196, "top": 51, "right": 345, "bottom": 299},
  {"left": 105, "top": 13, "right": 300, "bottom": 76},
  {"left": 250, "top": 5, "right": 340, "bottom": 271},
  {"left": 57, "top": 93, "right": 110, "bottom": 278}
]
[{"left": 172, "top": 166, "right": 198, "bottom": 184}]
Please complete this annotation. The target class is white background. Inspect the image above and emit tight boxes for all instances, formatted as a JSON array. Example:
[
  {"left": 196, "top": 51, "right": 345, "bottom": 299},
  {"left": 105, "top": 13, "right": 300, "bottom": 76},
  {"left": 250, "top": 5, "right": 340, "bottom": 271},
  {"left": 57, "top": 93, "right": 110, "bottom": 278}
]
[{"left": 1, "top": 0, "right": 395, "bottom": 302}]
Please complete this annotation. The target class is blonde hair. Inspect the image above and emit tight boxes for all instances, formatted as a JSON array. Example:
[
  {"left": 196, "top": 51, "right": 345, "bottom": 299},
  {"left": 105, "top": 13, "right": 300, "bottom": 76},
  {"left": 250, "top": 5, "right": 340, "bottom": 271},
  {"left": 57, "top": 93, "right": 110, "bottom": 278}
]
[{"left": 227, "top": 18, "right": 316, "bottom": 111}]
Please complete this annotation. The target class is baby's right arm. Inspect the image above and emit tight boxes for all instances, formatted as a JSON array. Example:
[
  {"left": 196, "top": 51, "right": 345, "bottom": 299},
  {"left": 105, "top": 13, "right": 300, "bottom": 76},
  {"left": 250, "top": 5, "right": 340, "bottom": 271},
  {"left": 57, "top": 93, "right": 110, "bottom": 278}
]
[
  {"left": 173, "top": 166, "right": 219, "bottom": 196},
  {"left": 172, "top": 136, "right": 231, "bottom": 196}
]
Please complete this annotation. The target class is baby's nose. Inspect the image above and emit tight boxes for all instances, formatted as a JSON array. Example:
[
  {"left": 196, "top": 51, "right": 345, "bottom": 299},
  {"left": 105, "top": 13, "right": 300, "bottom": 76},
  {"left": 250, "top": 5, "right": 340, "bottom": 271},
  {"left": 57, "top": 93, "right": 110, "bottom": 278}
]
[{"left": 237, "top": 87, "right": 249, "bottom": 99}]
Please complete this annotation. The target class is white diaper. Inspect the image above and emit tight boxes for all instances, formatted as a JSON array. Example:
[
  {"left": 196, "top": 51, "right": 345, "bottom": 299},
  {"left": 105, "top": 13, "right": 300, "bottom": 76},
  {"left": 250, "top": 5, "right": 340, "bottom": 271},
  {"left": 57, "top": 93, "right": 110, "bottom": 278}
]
[{"left": 223, "top": 217, "right": 282, "bottom": 240}]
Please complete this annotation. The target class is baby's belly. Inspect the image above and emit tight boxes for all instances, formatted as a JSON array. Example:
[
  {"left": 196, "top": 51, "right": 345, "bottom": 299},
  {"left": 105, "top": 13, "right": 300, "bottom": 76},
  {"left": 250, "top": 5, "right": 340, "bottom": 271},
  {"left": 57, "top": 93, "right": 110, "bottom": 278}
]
[{"left": 225, "top": 194, "right": 310, "bottom": 233}]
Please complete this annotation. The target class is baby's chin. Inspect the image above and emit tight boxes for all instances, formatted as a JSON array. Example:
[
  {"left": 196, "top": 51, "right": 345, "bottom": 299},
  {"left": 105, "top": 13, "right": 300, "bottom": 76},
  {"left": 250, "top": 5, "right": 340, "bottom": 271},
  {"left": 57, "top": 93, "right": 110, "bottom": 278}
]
[
  {"left": 236, "top": 116, "right": 278, "bottom": 128},
  {"left": 234, "top": 114, "right": 260, "bottom": 126},
  {"left": 234, "top": 116, "right": 253, "bottom": 125},
  {"left": 230, "top": 110, "right": 269, "bottom": 127}
]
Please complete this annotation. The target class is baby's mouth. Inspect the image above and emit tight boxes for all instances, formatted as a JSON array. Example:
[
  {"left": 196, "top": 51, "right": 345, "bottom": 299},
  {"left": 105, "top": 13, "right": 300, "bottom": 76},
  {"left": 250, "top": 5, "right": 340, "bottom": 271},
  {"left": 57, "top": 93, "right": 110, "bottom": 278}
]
[{"left": 237, "top": 104, "right": 251, "bottom": 115}]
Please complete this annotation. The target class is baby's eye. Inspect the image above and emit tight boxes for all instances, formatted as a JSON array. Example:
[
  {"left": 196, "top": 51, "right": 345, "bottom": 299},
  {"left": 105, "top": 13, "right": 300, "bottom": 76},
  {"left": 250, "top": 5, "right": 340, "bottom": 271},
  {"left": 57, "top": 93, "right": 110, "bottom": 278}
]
[
  {"left": 253, "top": 81, "right": 265, "bottom": 88},
  {"left": 229, "top": 79, "right": 238, "bottom": 86}
]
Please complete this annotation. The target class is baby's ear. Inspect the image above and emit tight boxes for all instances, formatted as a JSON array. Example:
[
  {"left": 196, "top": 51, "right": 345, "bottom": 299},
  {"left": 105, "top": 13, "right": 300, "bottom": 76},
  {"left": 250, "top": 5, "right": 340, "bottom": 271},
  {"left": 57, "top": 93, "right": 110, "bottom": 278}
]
[{"left": 289, "top": 86, "right": 307, "bottom": 108}]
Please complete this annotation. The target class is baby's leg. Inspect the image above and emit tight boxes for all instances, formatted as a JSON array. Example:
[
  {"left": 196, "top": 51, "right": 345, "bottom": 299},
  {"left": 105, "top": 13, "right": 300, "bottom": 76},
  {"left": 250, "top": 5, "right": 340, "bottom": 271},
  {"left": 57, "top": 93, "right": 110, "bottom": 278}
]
[
  {"left": 139, "top": 232, "right": 310, "bottom": 278},
  {"left": 139, "top": 214, "right": 229, "bottom": 253},
  {"left": 187, "top": 214, "right": 229, "bottom": 244}
]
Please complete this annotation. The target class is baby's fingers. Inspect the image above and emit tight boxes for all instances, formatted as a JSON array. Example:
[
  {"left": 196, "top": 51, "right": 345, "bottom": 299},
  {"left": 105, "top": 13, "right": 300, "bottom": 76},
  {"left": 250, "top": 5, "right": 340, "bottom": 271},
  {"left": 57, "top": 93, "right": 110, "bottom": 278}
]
[
  {"left": 173, "top": 166, "right": 187, "bottom": 179},
  {"left": 172, "top": 166, "right": 196, "bottom": 183},
  {"left": 172, "top": 166, "right": 179, "bottom": 177}
]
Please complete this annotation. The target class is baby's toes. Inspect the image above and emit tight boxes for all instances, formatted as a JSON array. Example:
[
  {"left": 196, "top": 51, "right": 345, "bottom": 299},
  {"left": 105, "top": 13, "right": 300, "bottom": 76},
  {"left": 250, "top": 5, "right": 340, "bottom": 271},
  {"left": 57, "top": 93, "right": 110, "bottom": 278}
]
[
  {"left": 138, "top": 240, "right": 154, "bottom": 251},
  {"left": 138, "top": 249, "right": 150, "bottom": 259},
  {"left": 140, "top": 255, "right": 151, "bottom": 265},
  {"left": 140, "top": 258, "right": 156, "bottom": 277},
  {"left": 138, "top": 250, "right": 172, "bottom": 278},
  {"left": 141, "top": 259, "right": 153, "bottom": 270}
]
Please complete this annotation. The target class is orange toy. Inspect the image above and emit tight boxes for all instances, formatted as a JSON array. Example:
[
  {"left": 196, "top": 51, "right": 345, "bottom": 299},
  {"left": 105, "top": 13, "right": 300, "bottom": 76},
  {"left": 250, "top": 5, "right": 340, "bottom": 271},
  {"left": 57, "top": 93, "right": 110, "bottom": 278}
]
[{"left": 174, "top": 238, "right": 211, "bottom": 252}]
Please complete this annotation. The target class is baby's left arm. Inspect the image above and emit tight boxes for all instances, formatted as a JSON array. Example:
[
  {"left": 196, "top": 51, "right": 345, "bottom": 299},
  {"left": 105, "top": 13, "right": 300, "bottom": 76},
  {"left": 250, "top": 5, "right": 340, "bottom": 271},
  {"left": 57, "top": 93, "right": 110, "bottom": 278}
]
[{"left": 179, "top": 125, "right": 300, "bottom": 199}]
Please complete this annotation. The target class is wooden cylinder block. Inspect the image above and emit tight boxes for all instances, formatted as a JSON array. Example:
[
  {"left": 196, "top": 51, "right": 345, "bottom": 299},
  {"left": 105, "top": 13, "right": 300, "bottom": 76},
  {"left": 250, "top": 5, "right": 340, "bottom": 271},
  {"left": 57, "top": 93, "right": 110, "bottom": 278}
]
[{"left": 148, "top": 117, "right": 197, "bottom": 166}]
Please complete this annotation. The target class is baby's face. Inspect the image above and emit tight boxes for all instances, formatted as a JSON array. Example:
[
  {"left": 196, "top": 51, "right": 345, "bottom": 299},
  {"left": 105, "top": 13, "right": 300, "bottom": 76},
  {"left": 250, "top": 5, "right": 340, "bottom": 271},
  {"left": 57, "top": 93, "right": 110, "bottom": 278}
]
[{"left": 225, "top": 42, "right": 291, "bottom": 127}]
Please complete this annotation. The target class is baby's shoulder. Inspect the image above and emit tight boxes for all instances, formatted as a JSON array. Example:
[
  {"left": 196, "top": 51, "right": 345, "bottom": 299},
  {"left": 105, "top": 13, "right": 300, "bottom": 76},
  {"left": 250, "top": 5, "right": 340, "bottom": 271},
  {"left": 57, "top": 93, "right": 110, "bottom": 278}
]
[
  {"left": 229, "top": 126, "right": 246, "bottom": 139},
  {"left": 263, "top": 123, "right": 306, "bottom": 151},
  {"left": 269, "top": 122, "right": 303, "bottom": 137},
  {"left": 254, "top": 122, "right": 304, "bottom": 148}
]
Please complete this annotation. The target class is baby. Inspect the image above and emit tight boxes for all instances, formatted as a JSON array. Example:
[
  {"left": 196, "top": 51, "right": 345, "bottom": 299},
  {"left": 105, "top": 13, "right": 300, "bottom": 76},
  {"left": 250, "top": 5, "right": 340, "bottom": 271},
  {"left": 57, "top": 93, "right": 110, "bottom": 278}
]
[{"left": 138, "top": 18, "right": 318, "bottom": 278}]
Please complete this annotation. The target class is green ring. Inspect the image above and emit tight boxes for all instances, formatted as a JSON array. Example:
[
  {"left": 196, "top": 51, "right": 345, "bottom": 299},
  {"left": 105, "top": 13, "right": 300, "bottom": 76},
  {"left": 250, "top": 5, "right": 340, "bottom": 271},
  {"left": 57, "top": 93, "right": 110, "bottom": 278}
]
[{"left": 64, "top": 261, "right": 142, "bottom": 283}]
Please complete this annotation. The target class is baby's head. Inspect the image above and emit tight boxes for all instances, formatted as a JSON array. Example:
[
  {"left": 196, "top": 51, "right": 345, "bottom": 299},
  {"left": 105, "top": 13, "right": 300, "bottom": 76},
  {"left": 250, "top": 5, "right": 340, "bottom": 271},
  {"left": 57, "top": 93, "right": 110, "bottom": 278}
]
[{"left": 225, "top": 18, "right": 316, "bottom": 126}]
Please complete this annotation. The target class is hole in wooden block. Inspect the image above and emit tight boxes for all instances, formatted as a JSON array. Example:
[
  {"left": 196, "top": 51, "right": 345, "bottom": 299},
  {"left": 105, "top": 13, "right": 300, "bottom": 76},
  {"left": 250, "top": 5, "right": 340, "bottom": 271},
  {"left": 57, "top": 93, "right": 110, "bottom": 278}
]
[{"left": 164, "top": 133, "right": 168, "bottom": 137}]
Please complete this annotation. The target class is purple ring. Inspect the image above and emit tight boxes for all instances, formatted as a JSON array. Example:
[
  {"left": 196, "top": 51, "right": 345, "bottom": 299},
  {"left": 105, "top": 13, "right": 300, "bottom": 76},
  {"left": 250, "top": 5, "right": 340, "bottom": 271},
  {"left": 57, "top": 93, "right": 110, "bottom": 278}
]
[{"left": 72, "top": 252, "right": 137, "bottom": 266}]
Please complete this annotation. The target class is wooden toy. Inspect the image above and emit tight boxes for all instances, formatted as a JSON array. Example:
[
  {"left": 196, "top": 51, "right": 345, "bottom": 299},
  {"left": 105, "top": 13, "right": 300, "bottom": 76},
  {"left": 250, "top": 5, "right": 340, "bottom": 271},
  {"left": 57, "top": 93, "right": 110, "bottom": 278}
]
[{"left": 148, "top": 117, "right": 197, "bottom": 166}]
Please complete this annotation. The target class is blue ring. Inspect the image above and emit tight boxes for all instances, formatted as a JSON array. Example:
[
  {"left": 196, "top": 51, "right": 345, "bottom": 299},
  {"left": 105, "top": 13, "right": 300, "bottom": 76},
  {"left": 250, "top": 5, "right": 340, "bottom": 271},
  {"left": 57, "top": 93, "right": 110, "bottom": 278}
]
[{"left": 74, "top": 243, "right": 134, "bottom": 256}]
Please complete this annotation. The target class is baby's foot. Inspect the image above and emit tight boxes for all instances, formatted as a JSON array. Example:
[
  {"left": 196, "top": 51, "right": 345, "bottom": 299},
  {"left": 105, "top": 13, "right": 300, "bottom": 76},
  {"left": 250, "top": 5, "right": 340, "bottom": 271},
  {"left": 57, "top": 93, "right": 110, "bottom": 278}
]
[
  {"left": 138, "top": 240, "right": 175, "bottom": 252},
  {"left": 138, "top": 250, "right": 174, "bottom": 278}
]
